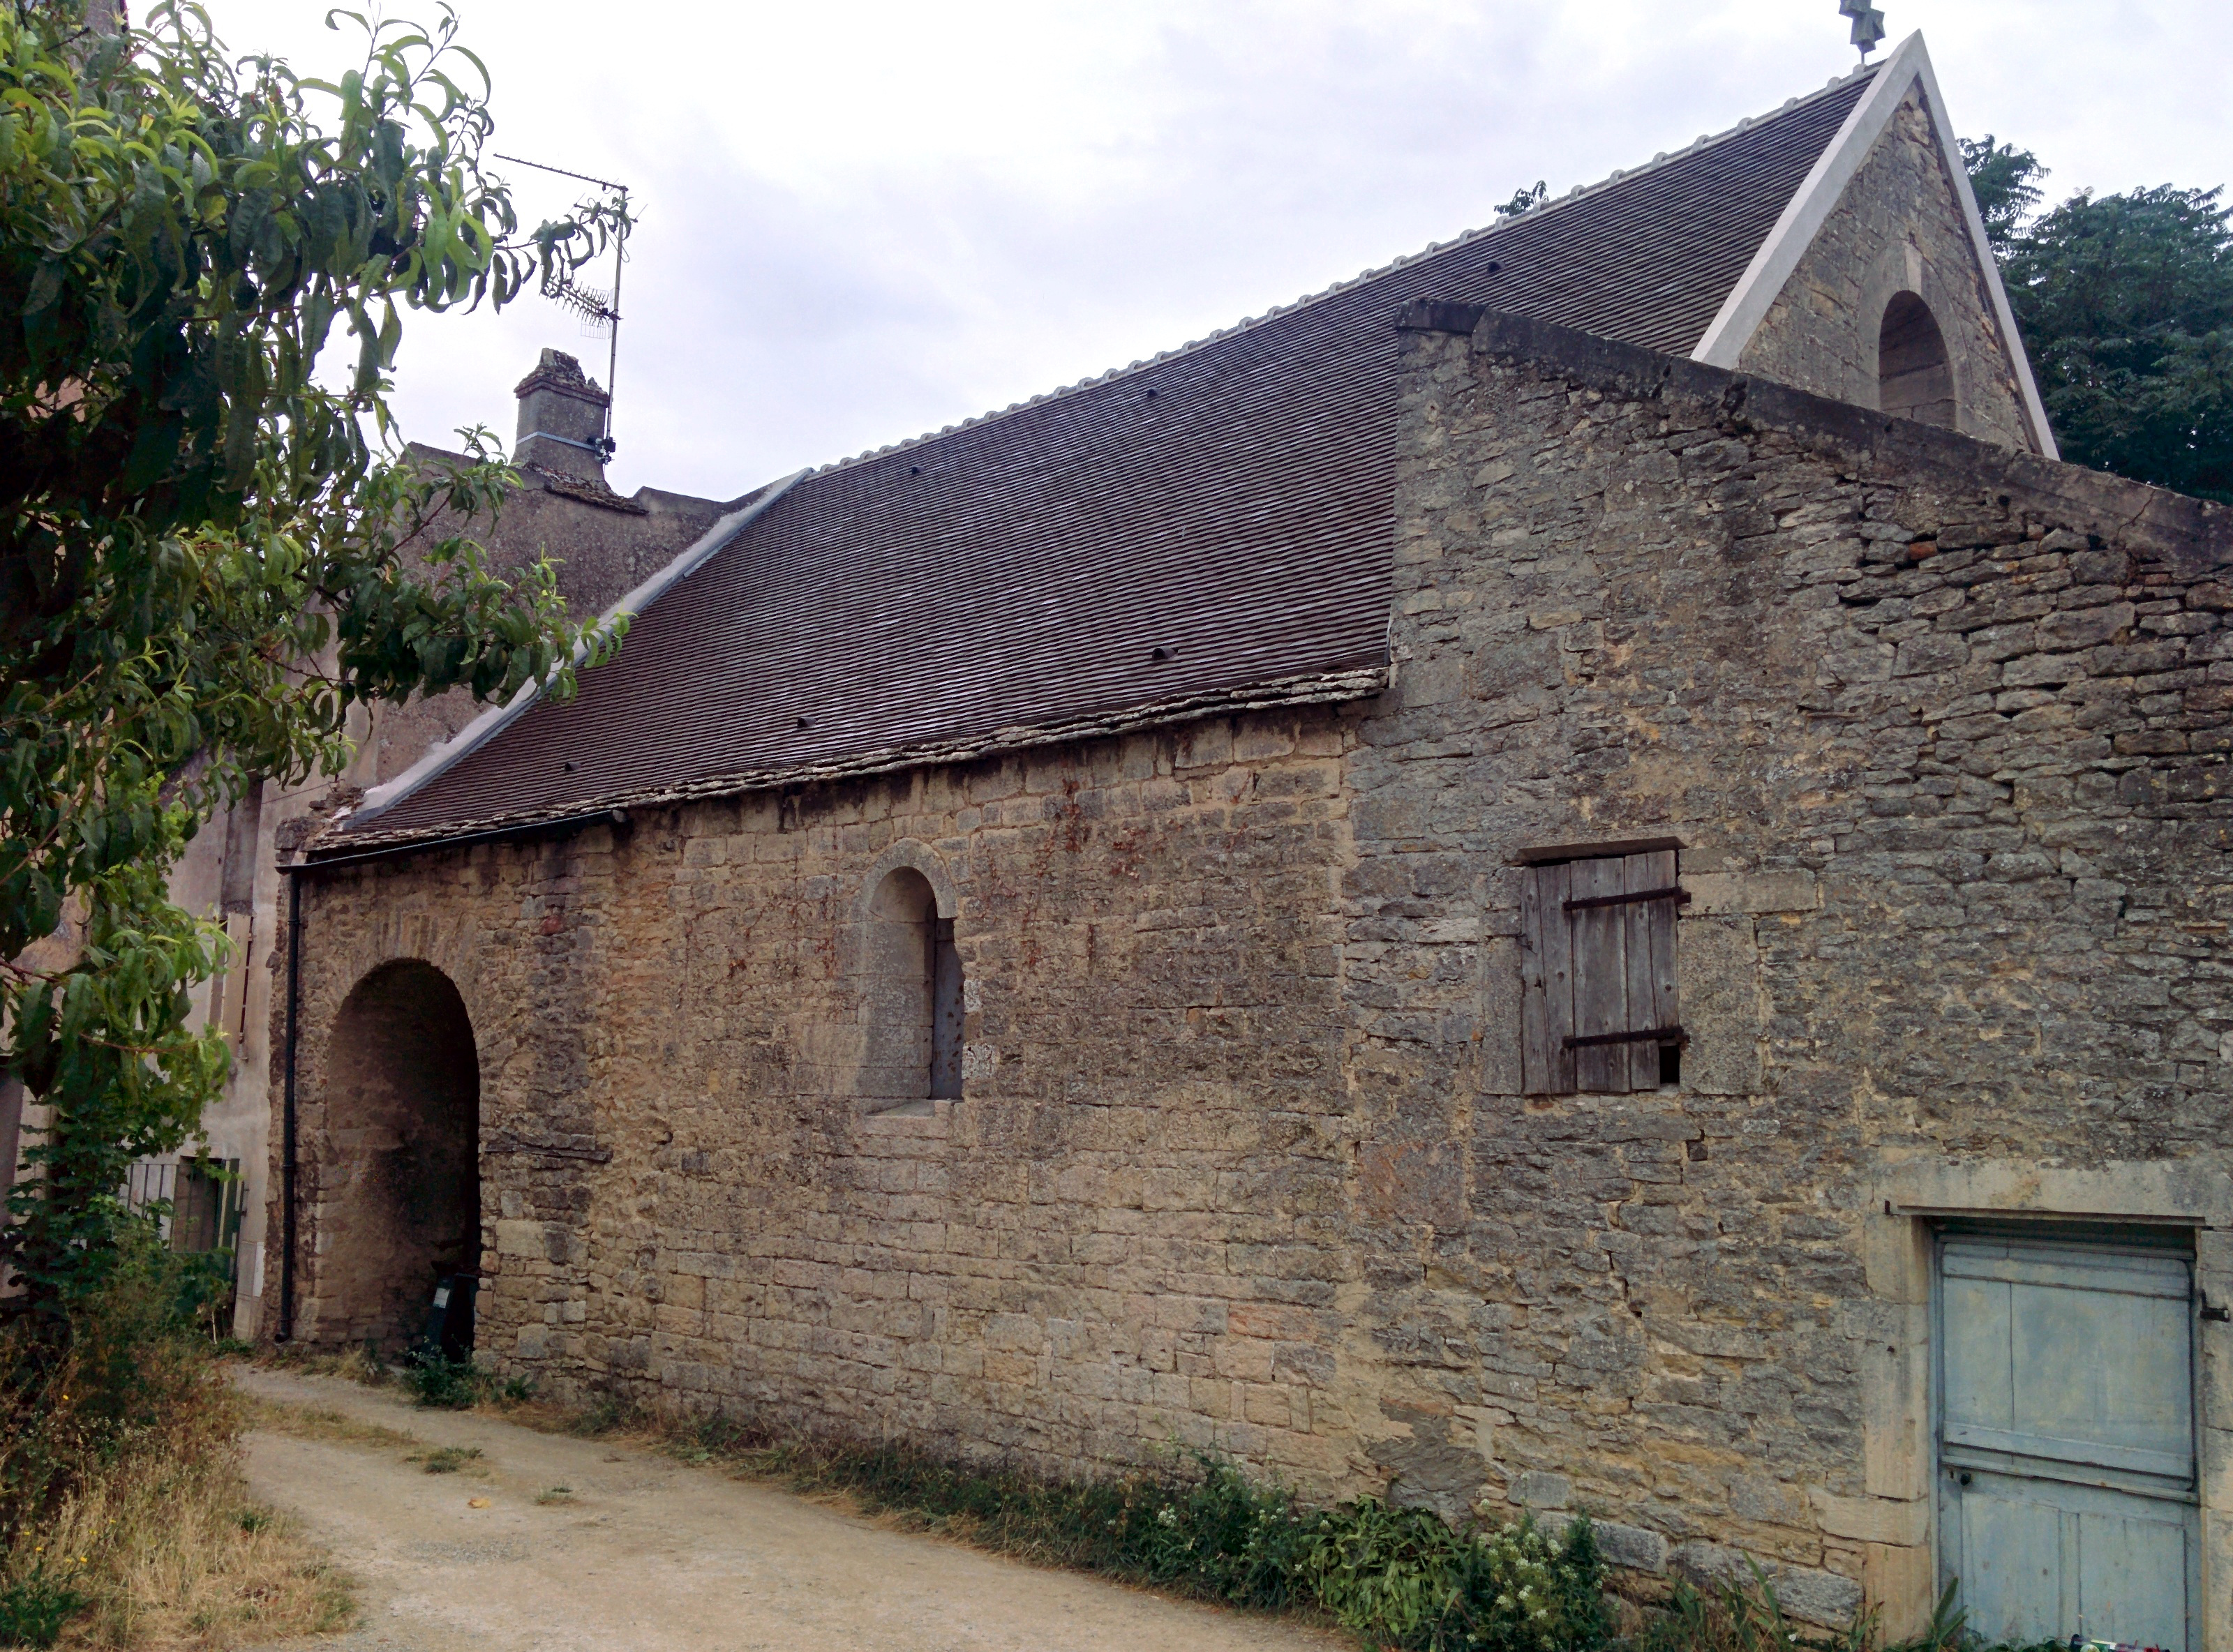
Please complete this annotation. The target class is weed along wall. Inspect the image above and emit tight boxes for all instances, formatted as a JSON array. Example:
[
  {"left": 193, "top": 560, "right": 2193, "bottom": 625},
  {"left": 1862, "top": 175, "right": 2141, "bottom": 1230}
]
[{"left": 276, "top": 313, "right": 2233, "bottom": 1645}]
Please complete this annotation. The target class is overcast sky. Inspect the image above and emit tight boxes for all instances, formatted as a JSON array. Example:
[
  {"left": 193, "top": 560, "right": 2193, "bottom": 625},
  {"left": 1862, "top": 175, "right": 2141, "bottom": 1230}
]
[{"left": 200, "top": 1, "right": 2231, "bottom": 503}]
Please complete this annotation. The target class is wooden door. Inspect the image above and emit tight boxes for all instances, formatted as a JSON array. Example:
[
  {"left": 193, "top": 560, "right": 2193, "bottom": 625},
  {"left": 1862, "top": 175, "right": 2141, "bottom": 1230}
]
[{"left": 1936, "top": 1234, "right": 2200, "bottom": 1650}]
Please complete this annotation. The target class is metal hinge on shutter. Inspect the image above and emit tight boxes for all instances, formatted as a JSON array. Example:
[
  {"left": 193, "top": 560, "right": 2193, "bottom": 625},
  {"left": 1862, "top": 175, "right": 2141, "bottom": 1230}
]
[
  {"left": 1562, "top": 886, "right": 1691, "bottom": 913},
  {"left": 1563, "top": 1025, "right": 1687, "bottom": 1051}
]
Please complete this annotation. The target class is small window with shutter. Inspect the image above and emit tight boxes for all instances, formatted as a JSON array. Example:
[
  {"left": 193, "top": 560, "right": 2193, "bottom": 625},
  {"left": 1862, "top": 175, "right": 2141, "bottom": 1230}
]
[{"left": 1519, "top": 846, "right": 1685, "bottom": 1095}]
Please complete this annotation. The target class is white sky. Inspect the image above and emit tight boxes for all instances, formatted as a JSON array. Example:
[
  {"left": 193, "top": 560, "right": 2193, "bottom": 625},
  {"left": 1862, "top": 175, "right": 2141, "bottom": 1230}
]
[{"left": 199, "top": 0, "right": 2232, "bottom": 503}]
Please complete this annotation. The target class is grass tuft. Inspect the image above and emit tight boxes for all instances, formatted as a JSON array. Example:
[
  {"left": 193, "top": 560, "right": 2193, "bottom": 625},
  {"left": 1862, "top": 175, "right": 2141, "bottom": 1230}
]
[
  {"left": 243, "top": 1397, "right": 420, "bottom": 1454},
  {"left": 0, "top": 1245, "right": 356, "bottom": 1648},
  {"left": 410, "top": 1446, "right": 487, "bottom": 1477}
]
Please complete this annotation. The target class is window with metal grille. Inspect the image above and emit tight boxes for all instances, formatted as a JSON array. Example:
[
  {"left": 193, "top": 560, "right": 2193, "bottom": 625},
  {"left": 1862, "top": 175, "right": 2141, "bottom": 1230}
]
[{"left": 1519, "top": 847, "right": 1685, "bottom": 1095}]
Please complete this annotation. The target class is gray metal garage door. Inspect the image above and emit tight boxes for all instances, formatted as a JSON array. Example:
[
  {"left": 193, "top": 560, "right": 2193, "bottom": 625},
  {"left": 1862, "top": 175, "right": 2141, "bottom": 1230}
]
[{"left": 1936, "top": 1233, "right": 2199, "bottom": 1651}]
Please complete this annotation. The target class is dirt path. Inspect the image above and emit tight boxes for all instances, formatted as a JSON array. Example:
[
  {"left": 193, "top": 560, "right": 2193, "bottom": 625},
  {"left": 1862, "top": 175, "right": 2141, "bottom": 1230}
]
[{"left": 239, "top": 1369, "right": 1343, "bottom": 1652}]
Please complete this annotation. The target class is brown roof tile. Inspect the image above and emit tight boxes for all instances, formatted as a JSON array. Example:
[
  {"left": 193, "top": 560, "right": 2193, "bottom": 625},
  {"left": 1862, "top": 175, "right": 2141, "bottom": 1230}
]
[{"left": 345, "top": 70, "right": 1873, "bottom": 843}]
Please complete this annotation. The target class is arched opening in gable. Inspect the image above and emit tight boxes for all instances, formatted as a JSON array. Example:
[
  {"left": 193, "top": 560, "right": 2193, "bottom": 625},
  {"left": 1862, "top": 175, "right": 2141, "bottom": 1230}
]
[
  {"left": 1879, "top": 291, "right": 1956, "bottom": 428},
  {"left": 320, "top": 959, "right": 479, "bottom": 1351}
]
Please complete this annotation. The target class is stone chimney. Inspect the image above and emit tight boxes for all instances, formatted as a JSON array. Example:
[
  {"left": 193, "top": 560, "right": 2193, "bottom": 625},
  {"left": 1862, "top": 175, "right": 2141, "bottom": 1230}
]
[{"left": 513, "top": 349, "right": 611, "bottom": 482}]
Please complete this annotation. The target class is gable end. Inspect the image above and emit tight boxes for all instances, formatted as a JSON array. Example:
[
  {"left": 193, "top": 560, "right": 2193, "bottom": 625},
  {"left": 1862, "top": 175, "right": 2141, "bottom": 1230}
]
[{"left": 1691, "top": 33, "right": 2058, "bottom": 458}]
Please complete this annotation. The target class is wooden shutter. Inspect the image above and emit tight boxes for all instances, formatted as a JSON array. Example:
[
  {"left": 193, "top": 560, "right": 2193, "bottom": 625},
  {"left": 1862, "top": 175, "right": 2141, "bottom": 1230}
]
[{"left": 1519, "top": 848, "right": 1681, "bottom": 1095}]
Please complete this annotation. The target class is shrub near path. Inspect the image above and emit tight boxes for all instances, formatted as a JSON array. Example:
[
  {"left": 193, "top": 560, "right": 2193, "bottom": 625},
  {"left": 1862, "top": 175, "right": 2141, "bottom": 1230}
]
[{"left": 0, "top": 1263, "right": 351, "bottom": 1650}]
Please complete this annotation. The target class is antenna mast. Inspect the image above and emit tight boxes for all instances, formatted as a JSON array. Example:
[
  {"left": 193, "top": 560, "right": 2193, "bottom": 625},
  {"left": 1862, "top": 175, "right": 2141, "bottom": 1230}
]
[
  {"left": 1838, "top": 0, "right": 1886, "bottom": 60},
  {"left": 496, "top": 153, "right": 631, "bottom": 456}
]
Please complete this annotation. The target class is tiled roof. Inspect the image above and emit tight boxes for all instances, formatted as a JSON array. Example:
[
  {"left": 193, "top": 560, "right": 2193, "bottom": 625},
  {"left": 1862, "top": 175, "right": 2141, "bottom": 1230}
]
[{"left": 343, "top": 68, "right": 1875, "bottom": 843}]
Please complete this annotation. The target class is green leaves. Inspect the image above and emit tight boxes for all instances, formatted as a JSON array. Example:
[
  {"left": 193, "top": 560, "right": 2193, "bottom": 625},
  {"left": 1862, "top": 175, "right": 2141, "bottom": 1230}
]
[
  {"left": 1959, "top": 136, "right": 2047, "bottom": 262},
  {"left": 0, "top": 3, "right": 617, "bottom": 1321},
  {"left": 1301, "top": 1501, "right": 1608, "bottom": 1652},
  {"left": 2002, "top": 185, "right": 2233, "bottom": 502},
  {"left": 1963, "top": 139, "right": 2233, "bottom": 504}
]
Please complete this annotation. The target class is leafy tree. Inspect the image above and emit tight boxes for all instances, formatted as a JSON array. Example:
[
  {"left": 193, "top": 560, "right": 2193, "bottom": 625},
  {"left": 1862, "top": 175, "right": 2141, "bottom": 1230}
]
[
  {"left": 1957, "top": 135, "right": 2046, "bottom": 260},
  {"left": 0, "top": 1, "right": 625, "bottom": 1328},
  {"left": 1964, "top": 139, "right": 2233, "bottom": 502}
]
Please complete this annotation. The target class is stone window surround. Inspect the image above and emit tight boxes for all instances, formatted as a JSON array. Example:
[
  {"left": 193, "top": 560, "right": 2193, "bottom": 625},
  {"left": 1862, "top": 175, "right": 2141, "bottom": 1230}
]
[
  {"left": 849, "top": 840, "right": 983, "bottom": 1124},
  {"left": 1853, "top": 1159, "right": 2233, "bottom": 1648}
]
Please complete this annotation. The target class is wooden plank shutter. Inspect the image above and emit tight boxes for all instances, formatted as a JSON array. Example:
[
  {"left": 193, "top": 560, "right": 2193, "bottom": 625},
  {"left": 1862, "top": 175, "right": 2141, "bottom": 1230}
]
[
  {"left": 1520, "top": 863, "right": 1575, "bottom": 1095},
  {"left": 1519, "top": 850, "right": 1681, "bottom": 1095},
  {"left": 1571, "top": 856, "right": 1630, "bottom": 1092},
  {"left": 1625, "top": 848, "right": 1678, "bottom": 1090}
]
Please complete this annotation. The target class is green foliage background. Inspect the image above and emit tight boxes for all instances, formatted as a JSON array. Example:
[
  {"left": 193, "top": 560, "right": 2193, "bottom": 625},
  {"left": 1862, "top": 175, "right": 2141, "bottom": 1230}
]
[{"left": 1964, "top": 135, "right": 2233, "bottom": 502}]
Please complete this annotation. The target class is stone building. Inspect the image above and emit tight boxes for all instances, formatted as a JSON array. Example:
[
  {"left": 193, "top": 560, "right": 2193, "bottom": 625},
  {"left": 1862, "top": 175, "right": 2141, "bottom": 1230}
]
[
  {"left": 40, "top": 352, "right": 740, "bottom": 1326},
  {"left": 178, "top": 31, "right": 2233, "bottom": 1651}
]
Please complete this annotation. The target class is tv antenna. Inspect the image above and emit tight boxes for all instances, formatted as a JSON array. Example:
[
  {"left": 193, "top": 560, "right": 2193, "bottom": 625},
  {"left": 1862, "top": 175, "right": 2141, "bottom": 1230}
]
[
  {"left": 496, "top": 153, "right": 630, "bottom": 456},
  {"left": 1838, "top": 0, "right": 1886, "bottom": 60}
]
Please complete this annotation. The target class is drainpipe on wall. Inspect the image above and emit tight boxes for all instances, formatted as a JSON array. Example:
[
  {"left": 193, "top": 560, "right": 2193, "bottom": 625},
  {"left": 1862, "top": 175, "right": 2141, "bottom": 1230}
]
[{"left": 276, "top": 861, "right": 304, "bottom": 1342}]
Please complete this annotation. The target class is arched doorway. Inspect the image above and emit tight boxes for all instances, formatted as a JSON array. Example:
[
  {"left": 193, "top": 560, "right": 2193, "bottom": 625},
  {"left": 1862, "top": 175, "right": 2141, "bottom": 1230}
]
[
  {"left": 321, "top": 960, "right": 479, "bottom": 1350},
  {"left": 1878, "top": 291, "right": 1955, "bottom": 428}
]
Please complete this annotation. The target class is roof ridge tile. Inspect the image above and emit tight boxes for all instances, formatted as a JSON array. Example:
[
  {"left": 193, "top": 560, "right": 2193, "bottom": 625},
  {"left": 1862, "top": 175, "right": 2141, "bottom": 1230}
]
[{"left": 791, "top": 62, "right": 1880, "bottom": 484}]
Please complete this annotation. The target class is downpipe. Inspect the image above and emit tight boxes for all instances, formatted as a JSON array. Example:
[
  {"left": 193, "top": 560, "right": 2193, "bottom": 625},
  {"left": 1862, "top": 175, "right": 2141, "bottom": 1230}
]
[{"left": 276, "top": 864, "right": 302, "bottom": 1342}]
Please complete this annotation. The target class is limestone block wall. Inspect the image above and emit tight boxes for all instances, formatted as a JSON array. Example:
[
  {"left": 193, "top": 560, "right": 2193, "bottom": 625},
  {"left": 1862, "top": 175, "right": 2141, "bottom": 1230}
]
[
  {"left": 1738, "top": 87, "right": 2037, "bottom": 453},
  {"left": 1373, "top": 312, "right": 2231, "bottom": 1633},
  {"left": 275, "top": 313, "right": 2232, "bottom": 1636},
  {"left": 281, "top": 713, "right": 1371, "bottom": 1490}
]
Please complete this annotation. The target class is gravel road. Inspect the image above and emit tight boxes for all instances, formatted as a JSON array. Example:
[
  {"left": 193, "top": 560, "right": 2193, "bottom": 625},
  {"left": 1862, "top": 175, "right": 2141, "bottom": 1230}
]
[{"left": 240, "top": 1367, "right": 1340, "bottom": 1652}]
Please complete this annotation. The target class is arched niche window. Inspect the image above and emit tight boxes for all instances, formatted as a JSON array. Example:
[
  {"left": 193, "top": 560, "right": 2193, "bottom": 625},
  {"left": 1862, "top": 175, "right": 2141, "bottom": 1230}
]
[
  {"left": 1878, "top": 292, "right": 1955, "bottom": 428},
  {"left": 864, "top": 868, "right": 963, "bottom": 1113}
]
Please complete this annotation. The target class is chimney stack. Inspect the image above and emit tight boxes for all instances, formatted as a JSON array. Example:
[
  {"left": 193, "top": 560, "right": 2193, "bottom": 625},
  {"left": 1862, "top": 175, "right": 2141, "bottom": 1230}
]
[{"left": 513, "top": 349, "right": 611, "bottom": 483}]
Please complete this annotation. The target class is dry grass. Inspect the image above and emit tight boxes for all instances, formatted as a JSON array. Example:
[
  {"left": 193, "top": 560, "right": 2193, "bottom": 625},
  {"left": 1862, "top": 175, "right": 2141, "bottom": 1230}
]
[
  {"left": 238, "top": 1342, "right": 387, "bottom": 1388},
  {"left": 2, "top": 1272, "right": 357, "bottom": 1651},
  {"left": 241, "top": 1396, "right": 419, "bottom": 1455},
  {"left": 27, "top": 1449, "right": 354, "bottom": 1650}
]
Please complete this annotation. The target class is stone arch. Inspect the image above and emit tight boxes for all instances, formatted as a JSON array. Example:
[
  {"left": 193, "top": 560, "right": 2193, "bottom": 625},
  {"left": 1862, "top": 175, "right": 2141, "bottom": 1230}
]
[
  {"left": 319, "top": 958, "right": 480, "bottom": 1349},
  {"left": 1878, "top": 290, "right": 1956, "bottom": 428},
  {"left": 858, "top": 839, "right": 959, "bottom": 920},
  {"left": 853, "top": 843, "right": 963, "bottom": 1113}
]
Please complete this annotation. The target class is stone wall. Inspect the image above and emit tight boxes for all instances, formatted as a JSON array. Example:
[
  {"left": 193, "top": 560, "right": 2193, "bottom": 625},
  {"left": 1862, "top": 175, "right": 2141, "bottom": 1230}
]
[
  {"left": 1373, "top": 310, "right": 2230, "bottom": 1630},
  {"left": 1739, "top": 87, "right": 2037, "bottom": 454},
  {"left": 275, "top": 313, "right": 2233, "bottom": 1634}
]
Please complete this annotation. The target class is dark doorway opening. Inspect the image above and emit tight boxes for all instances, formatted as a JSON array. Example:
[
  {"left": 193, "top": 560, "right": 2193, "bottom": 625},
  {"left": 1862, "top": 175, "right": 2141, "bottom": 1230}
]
[{"left": 322, "top": 960, "right": 479, "bottom": 1351}]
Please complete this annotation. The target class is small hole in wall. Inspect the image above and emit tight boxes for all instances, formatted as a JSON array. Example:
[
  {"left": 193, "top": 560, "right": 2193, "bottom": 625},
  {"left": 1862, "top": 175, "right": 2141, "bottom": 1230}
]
[
  {"left": 1686, "top": 1139, "right": 1708, "bottom": 1162},
  {"left": 1661, "top": 1043, "right": 1682, "bottom": 1088}
]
